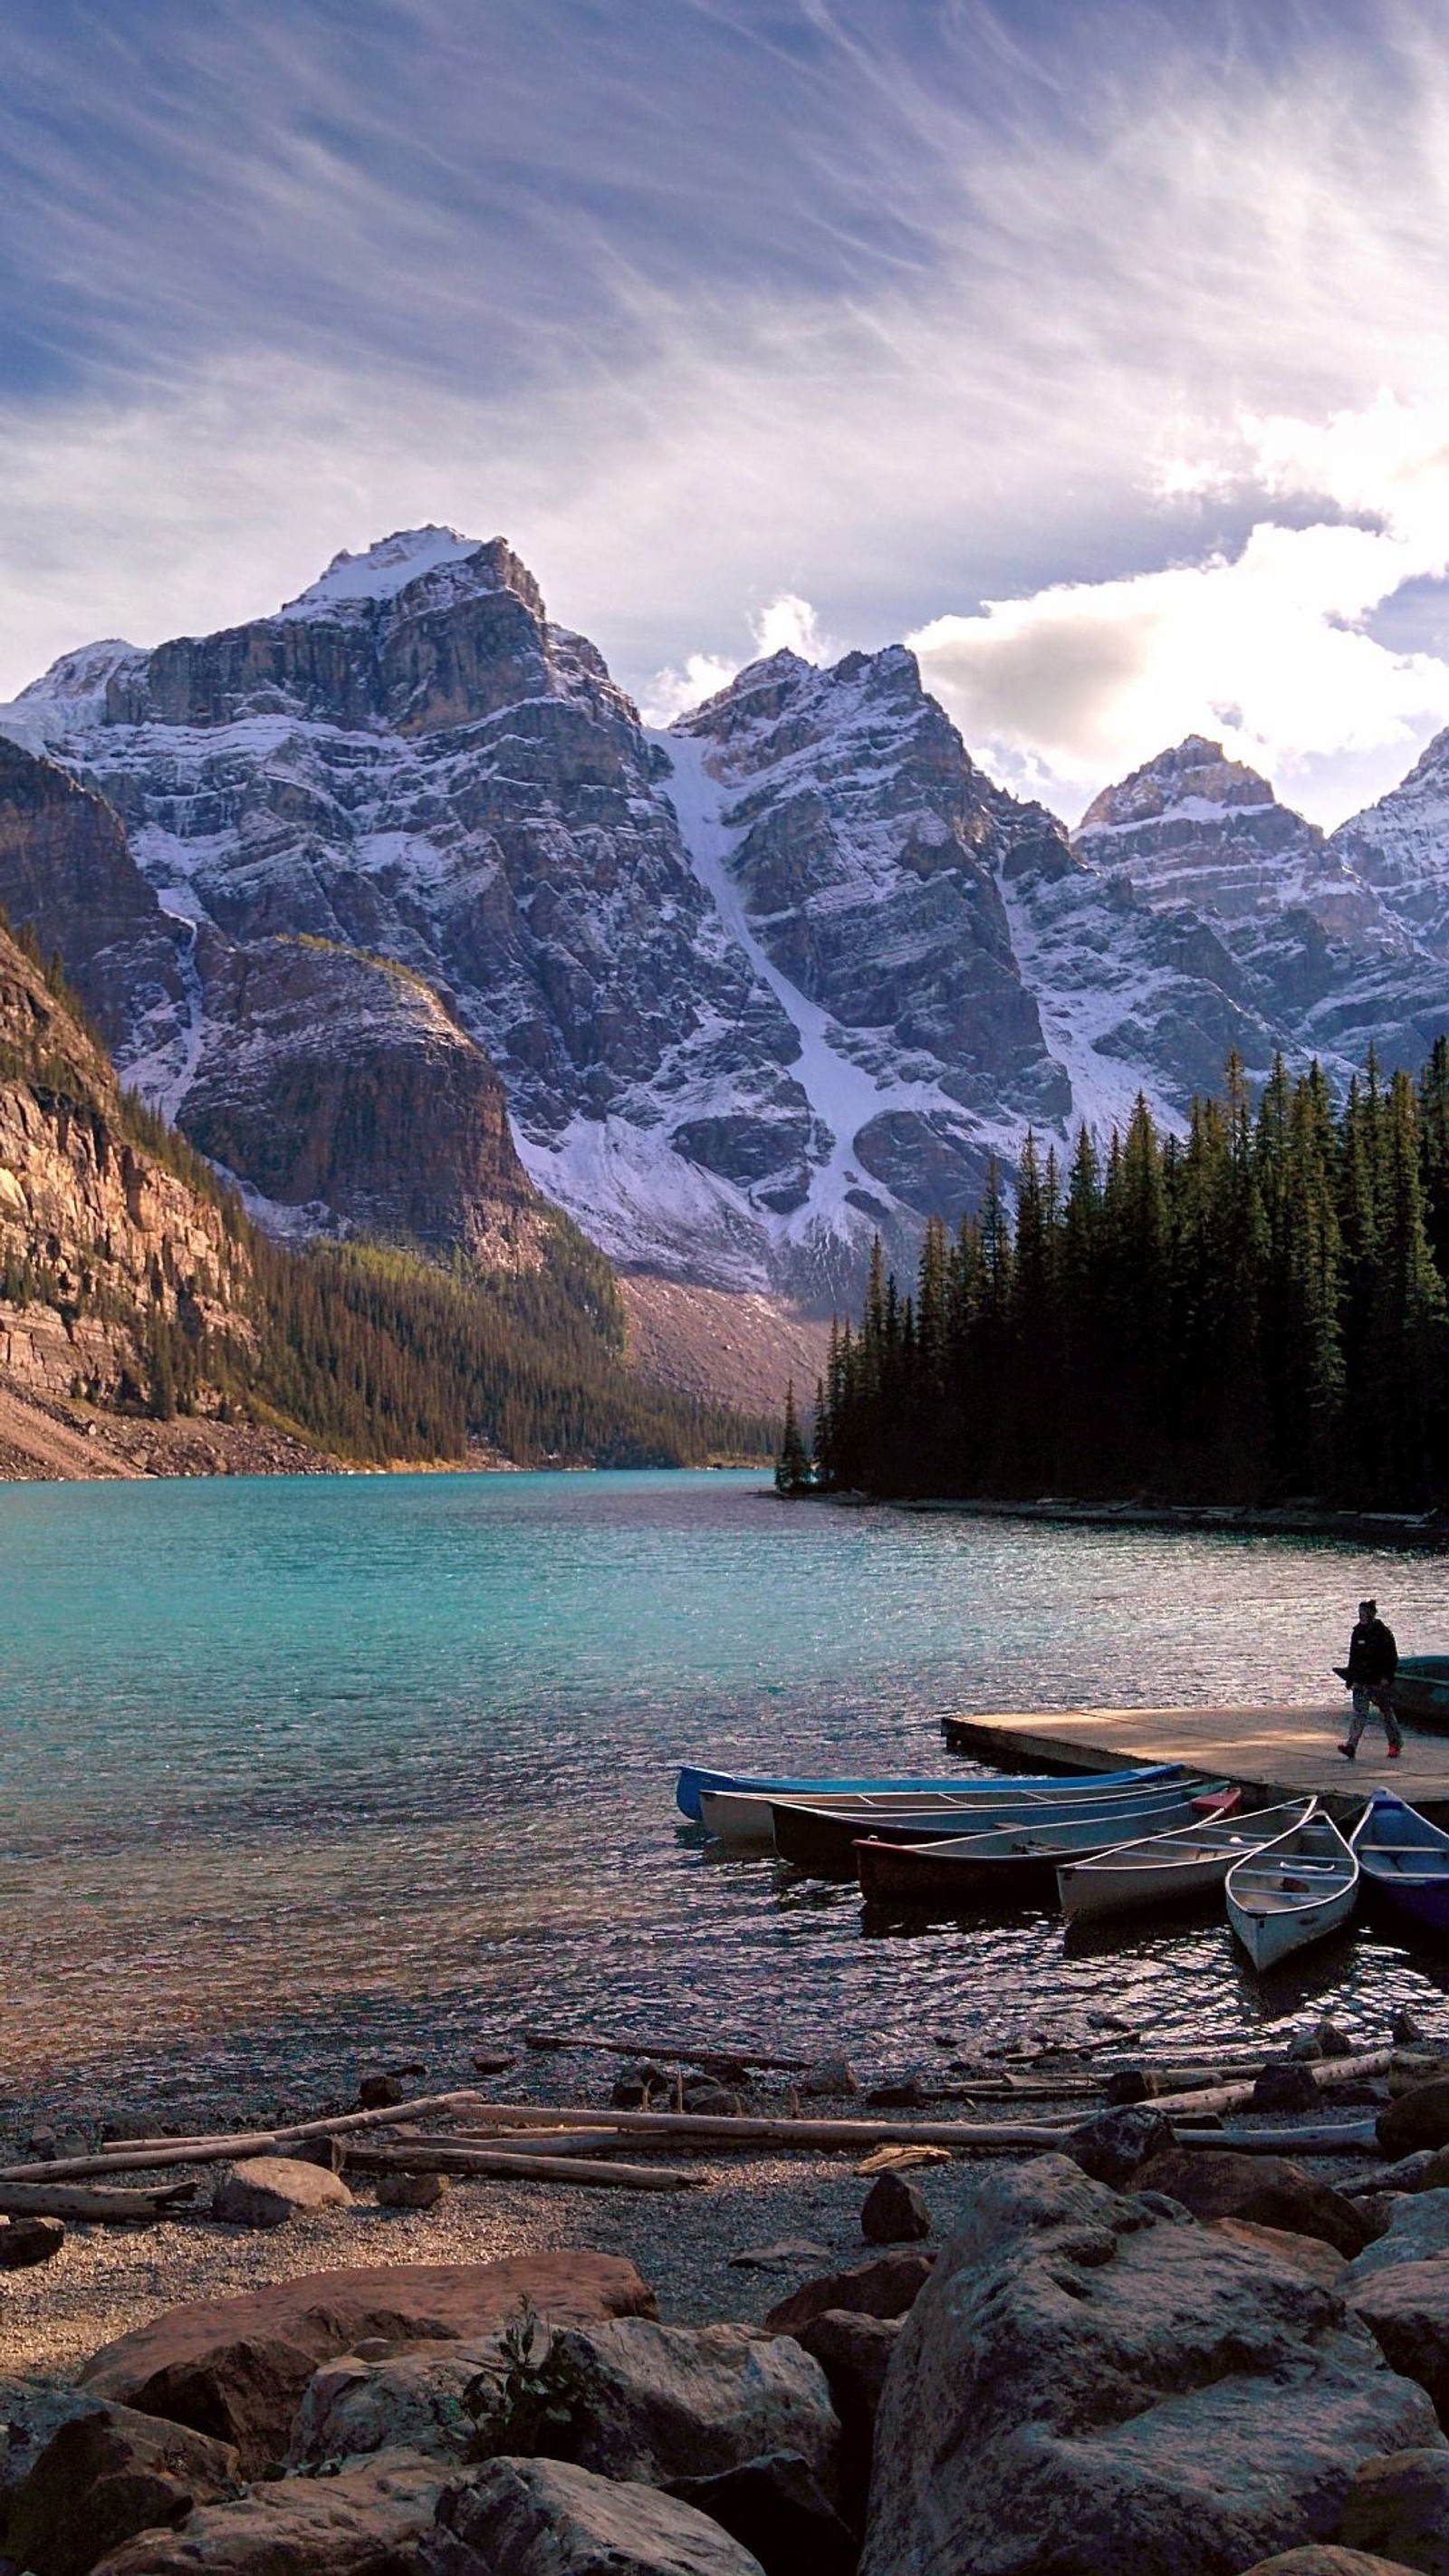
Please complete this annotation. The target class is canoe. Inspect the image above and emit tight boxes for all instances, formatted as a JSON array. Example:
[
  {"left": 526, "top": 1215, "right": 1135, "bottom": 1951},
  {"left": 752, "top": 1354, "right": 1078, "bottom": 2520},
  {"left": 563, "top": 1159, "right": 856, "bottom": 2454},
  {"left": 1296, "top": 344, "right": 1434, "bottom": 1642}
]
[
  {"left": 1350, "top": 1788, "right": 1449, "bottom": 1938},
  {"left": 1395, "top": 1657, "right": 1449, "bottom": 1729},
  {"left": 1224, "top": 1807, "right": 1358, "bottom": 1971},
  {"left": 855, "top": 1785, "right": 1241, "bottom": 1904},
  {"left": 1058, "top": 1797, "right": 1316, "bottom": 1924},
  {"left": 675, "top": 1759, "right": 1176, "bottom": 1825},
  {"left": 701, "top": 1767, "right": 1187, "bottom": 1849},
  {"left": 771, "top": 1775, "right": 1210, "bottom": 1873}
]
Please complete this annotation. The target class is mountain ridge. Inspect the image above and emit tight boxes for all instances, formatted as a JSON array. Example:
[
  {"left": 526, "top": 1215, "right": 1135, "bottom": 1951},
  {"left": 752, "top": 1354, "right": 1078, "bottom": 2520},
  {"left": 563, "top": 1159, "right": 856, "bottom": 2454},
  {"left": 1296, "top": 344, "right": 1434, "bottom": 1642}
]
[{"left": 4, "top": 530, "right": 1448, "bottom": 1312}]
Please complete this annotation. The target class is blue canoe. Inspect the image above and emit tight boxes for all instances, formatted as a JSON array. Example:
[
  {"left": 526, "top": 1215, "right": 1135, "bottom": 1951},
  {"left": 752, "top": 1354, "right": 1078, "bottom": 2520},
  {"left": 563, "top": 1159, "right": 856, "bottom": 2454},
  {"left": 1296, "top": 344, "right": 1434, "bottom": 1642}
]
[
  {"left": 675, "top": 1759, "right": 1183, "bottom": 1823},
  {"left": 1350, "top": 1787, "right": 1449, "bottom": 1939}
]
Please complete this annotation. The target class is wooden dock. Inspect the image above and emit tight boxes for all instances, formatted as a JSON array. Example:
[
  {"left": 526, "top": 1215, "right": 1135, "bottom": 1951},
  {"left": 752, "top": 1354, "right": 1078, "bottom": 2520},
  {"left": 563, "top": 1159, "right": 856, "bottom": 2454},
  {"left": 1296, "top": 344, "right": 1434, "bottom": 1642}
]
[{"left": 946, "top": 1703, "right": 1449, "bottom": 1811}]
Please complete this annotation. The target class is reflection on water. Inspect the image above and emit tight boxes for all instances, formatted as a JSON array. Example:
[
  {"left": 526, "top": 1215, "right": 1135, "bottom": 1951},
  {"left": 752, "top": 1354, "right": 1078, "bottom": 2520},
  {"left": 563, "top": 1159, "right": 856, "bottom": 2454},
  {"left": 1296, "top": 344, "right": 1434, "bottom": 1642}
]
[{"left": 5, "top": 1468, "right": 1449, "bottom": 2118}]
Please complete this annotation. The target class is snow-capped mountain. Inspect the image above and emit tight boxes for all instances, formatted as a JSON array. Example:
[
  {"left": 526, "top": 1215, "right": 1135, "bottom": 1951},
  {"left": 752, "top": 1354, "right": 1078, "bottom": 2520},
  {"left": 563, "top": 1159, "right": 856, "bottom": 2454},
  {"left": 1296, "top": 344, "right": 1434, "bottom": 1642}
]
[
  {"left": 1328, "top": 726, "right": 1449, "bottom": 957},
  {"left": 1074, "top": 736, "right": 1449, "bottom": 1072},
  {"left": 3, "top": 528, "right": 1448, "bottom": 1307}
]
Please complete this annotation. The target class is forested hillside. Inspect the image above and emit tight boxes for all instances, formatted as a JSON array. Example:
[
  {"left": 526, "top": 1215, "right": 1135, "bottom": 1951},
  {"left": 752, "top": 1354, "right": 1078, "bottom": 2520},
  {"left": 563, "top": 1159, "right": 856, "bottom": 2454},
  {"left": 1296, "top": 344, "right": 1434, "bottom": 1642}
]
[
  {"left": 0, "top": 927, "right": 772, "bottom": 1471},
  {"left": 816, "top": 1044, "right": 1449, "bottom": 1512}
]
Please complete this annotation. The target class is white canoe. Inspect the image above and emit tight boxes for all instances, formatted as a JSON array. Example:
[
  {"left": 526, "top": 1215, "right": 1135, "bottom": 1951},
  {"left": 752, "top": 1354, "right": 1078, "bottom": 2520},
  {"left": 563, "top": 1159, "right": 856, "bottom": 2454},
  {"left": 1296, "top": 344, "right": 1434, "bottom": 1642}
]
[
  {"left": 699, "top": 1765, "right": 1186, "bottom": 1850},
  {"left": 1224, "top": 1805, "right": 1359, "bottom": 1971},
  {"left": 1058, "top": 1797, "right": 1316, "bottom": 1924}
]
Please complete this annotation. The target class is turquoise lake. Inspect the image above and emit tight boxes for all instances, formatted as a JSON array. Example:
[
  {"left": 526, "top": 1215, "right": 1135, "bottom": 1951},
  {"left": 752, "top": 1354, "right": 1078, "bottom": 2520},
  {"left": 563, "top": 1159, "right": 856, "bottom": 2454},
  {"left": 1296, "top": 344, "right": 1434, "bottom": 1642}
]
[{"left": 5, "top": 1467, "right": 1449, "bottom": 2124}]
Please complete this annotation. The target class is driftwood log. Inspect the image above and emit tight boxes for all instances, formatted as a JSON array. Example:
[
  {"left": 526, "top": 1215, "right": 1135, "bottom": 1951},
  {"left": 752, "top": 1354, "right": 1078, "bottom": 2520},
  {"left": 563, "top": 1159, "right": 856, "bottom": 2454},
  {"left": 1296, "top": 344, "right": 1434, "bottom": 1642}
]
[
  {"left": 343, "top": 2142, "right": 701, "bottom": 2188},
  {"left": 0, "top": 2180, "right": 197, "bottom": 2220},
  {"left": 1144, "top": 2049, "right": 1394, "bottom": 2119}
]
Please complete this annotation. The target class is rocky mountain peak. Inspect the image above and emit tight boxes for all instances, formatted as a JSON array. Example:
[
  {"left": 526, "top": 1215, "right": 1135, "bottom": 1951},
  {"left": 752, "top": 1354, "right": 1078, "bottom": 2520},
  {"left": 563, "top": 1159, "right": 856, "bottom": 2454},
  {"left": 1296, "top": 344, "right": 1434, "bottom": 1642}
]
[
  {"left": 277, "top": 526, "right": 547, "bottom": 629},
  {"left": 1078, "top": 736, "right": 1281, "bottom": 836}
]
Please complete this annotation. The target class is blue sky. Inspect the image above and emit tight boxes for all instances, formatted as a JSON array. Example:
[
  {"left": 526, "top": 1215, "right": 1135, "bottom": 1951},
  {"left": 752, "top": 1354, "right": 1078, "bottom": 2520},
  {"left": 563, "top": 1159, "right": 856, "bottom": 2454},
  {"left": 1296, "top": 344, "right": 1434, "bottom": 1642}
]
[{"left": 5, "top": 0, "right": 1449, "bottom": 821}]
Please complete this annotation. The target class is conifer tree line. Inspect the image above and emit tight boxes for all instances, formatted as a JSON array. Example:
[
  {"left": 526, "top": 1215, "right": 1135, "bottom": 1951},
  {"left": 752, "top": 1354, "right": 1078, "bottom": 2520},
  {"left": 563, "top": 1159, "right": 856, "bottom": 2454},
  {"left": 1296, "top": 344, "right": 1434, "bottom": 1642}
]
[{"left": 811, "top": 1043, "right": 1449, "bottom": 1512}]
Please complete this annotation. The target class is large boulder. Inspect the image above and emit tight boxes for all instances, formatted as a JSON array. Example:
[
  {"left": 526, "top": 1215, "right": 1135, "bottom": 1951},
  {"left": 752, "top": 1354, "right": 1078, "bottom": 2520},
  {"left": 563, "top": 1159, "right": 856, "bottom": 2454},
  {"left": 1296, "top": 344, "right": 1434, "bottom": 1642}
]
[
  {"left": 0, "top": 2382, "right": 105, "bottom": 2539},
  {"left": 211, "top": 2156, "right": 353, "bottom": 2228},
  {"left": 762, "top": 2250, "right": 934, "bottom": 2335},
  {"left": 552, "top": 2318, "right": 840, "bottom": 2494},
  {"left": 1340, "top": 2447, "right": 1449, "bottom": 2572},
  {"left": 1348, "top": 2196, "right": 1449, "bottom": 2284},
  {"left": 421, "top": 2454, "right": 766, "bottom": 2574},
  {"left": 859, "top": 2154, "right": 1443, "bottom": 2576},
  {"left": 80, "top": 2254, "right": 655, "bottom": 2475},
  {"left": 1348, "top": 2267, "right": 1449, "bottom": 2430},
  {"left": 1379, "top": 2083, "right": 1449, "bottom": 2158},
  {"left": 1136, "top": 2148, "right": 1373, "bottom": 2257},
  {"left": 6, "top": 2402, "right": 241, "bottom": 2576},
  {"left": 87, "top": 2446, "right": 446, "bottom": 2576}
]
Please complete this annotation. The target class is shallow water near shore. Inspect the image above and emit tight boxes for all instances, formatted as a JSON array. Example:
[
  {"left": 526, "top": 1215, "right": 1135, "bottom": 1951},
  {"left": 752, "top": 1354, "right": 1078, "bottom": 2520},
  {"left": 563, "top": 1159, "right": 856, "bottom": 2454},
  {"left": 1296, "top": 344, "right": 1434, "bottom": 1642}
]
[{"left": 5, "top": 1467, "right": 1449, "bottom": 2125}]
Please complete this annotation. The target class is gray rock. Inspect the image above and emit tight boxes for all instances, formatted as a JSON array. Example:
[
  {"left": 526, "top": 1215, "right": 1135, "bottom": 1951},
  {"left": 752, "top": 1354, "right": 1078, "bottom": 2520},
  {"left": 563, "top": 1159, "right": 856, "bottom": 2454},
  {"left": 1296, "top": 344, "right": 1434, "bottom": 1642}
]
[
  {"left": 1347, "top": 2194, "right": 1449, "bottom": 2285},
  {"left": 1253, "top": 2059, "right": 1325, "bottom": 2113},
  {"left": 0, "top": 2215, "right": 65, "bottom": 2267},
  {"left": 763, "top": 2251, "right": 935, "bottom": 2335},
  {"left": 1348, "top": 2265, "right": 1449, "bottom": 2429},
  {"left": 1065, "top": 2104, "right": 1176, "bottom": 2188},
  {"left": 1340, "top": 2446, "right": 1449, "bottom": 2572},
  {"left": 85, "top": 2444, "right": 444, "bottom": 2576},
  {"left": 423, "top": 2453, "right": 766, "bottom": 2574},
  {"left": 211, "top": 2154, "right": 353, "bottom": 2229},
  {"left": 859, "top": 2174, "right": 929, "bottom": 2245},
  {"left": 289, "top": 2335, "right": 507, "bottom": 2467},
  {"left": 797, "top": 2058, "right": 858, "bottom": 2098},
  {"left": 375, "top": 2172, "right": 450, "bottom": 2210},
  {"left": 7, "top": 2400, "right": 241, "bottom": 2576},
  {"left": 552, "top": 2318, "right": 840, "bottom": 2496},
  {"left": 724, "top": 2242, "right": 832, "bottom": 2273},
  {"left": 859, "top": 2151, "right": 1444, "bottom": 2576}
]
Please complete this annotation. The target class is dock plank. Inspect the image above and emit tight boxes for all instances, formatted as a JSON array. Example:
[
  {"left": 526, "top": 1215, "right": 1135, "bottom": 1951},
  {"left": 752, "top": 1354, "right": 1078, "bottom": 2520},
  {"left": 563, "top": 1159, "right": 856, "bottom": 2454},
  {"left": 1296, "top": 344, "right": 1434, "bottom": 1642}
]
[{"left": 947, "top": 1704, "right": 1449, "bottom": 1806}]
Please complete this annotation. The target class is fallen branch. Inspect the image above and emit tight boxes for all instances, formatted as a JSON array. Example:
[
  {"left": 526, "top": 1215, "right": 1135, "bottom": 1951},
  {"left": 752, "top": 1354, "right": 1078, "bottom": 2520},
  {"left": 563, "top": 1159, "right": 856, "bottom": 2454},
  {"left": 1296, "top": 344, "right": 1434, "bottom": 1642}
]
[
  {"left": 1177, "top": 2122, "right": 1379, "bottom": 2154},
  {"left": 389, "top": 2100, "right": 1075, "bottom": 2152},
  {"left": 349, "top": 2135, "right": 630, "bottom": 2172},
  {"left": 0, "top": 2089, "right": 493, "bottom": 2187},
  {"left": 1145, "top": 2049, "right": 1392, "bottom": 2119},
  {"left": 351, "top": 2146, "right": 704, "bottom": 2190},
  {"left": 0, "top": 2180, "right": 197, "bottom": 2220}
]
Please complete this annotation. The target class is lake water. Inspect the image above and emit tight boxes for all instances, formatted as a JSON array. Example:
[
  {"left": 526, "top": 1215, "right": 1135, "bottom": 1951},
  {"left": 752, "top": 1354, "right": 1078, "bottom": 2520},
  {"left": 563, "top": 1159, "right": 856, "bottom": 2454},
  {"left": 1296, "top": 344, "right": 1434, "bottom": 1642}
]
[{"left": 5, "top": 1467, "right": 1449, "bottom": 2126}]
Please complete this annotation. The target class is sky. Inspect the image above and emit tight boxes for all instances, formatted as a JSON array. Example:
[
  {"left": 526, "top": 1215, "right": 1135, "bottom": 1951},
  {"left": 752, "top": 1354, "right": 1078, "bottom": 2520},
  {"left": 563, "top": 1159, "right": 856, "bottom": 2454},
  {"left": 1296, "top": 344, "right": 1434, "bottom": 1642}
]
[{"left": 6, "top": 0, "right": 1449, "bottom": 823}]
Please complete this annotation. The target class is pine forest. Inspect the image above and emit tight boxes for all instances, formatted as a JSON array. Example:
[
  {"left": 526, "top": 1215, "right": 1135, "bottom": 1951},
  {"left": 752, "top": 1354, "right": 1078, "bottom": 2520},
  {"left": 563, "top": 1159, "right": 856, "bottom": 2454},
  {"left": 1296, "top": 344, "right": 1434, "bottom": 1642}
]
[{"left": 812, "top": 1043, "right": 1449, "bottom": 1513}]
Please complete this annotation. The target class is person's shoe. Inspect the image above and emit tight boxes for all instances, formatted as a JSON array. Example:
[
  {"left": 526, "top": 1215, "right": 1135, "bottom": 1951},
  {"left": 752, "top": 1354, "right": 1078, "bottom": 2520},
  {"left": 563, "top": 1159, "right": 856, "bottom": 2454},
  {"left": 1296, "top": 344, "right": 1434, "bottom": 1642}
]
[
  {"left": 1387, "top": 1744, "right": 1402, "bottom": 1758},
  {"left": 1338, "top": 1742, "right": 1357, "bottom": 1759}
]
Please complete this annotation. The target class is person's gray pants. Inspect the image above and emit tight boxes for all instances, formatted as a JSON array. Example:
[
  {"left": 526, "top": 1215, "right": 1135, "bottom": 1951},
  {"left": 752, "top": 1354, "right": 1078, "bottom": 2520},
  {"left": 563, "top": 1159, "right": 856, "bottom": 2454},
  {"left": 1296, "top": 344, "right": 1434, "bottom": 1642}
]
[{"left": 1348, "top": 1683, "right": 1402, "bottom": 1751}]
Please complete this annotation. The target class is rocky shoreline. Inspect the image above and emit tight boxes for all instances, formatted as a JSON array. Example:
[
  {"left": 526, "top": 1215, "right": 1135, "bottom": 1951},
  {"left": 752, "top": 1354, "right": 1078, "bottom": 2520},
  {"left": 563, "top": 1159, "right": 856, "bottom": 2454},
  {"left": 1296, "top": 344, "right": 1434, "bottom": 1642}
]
[
  {"left": 9, "top": 2041, "right": 1449, "bottom": 2572},
  {"left": 880, "top": 1492, "right": 1449, "bottom": 1552}
]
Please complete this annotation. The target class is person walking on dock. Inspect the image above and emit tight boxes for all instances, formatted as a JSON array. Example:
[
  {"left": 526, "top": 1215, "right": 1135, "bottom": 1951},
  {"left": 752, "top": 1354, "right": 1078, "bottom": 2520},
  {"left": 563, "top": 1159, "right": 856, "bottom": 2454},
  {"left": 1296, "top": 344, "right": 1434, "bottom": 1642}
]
[{"left": 1339, "top": 1599, "right": 1402, "bottom": 1760}]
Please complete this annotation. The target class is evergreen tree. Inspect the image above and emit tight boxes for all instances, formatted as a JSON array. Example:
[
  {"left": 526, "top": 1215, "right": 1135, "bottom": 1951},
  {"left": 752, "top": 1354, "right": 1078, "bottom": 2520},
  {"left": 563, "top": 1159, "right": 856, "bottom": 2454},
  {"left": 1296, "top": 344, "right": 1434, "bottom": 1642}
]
[{"left": 774, "top": 1379, "right": 811, "bottom": 1494}]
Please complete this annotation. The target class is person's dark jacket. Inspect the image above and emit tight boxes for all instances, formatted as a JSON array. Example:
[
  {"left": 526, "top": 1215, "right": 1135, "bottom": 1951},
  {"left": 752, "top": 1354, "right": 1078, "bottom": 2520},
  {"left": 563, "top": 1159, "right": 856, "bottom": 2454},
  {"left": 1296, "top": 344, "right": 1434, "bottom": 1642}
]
[{"left": 1348, "top": 1617, "right": 1398, "bottom": 1687}]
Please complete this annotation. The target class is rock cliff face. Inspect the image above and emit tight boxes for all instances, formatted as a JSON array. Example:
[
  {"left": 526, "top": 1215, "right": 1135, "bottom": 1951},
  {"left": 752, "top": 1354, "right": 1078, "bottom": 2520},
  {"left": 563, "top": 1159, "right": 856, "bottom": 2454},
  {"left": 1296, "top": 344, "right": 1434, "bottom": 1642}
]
[
  {"left": 6, "top": 534, "right": 1449, "bottom": 1308},
  {"left": 178, "top": 935, "right": 542, "bottom": 1263},
  {"left": 0, "top": 731, "right": 548, "bottom": 1265},
  {"left": 0, "top": 915, "right": 251, "bottom": 1412}
]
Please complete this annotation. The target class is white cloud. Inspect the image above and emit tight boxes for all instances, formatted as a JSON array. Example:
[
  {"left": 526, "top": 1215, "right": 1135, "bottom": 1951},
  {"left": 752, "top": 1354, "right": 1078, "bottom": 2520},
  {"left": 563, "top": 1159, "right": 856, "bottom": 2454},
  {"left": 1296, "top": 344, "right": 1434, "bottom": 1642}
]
[
  {"left": 908, "top": 394, "right": 1449, "bottom": 824},
  {"left": 638, "top": 592, "right": 840, "bottom": 726}
]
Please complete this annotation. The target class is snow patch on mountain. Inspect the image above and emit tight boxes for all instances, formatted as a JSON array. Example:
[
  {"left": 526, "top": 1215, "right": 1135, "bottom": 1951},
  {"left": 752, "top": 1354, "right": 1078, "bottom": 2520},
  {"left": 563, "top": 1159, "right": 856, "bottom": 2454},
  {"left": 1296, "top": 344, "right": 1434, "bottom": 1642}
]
[{"left": 277, "top": 525, "right": 481, "bottom": 620}]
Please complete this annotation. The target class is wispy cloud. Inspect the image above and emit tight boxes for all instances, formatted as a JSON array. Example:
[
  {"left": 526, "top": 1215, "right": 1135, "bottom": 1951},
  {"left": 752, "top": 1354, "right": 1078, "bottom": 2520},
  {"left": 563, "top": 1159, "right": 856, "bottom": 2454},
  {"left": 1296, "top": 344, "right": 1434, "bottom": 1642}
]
[{"left": 5, "top": 2, "right": 1449, "bottom": 824}]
